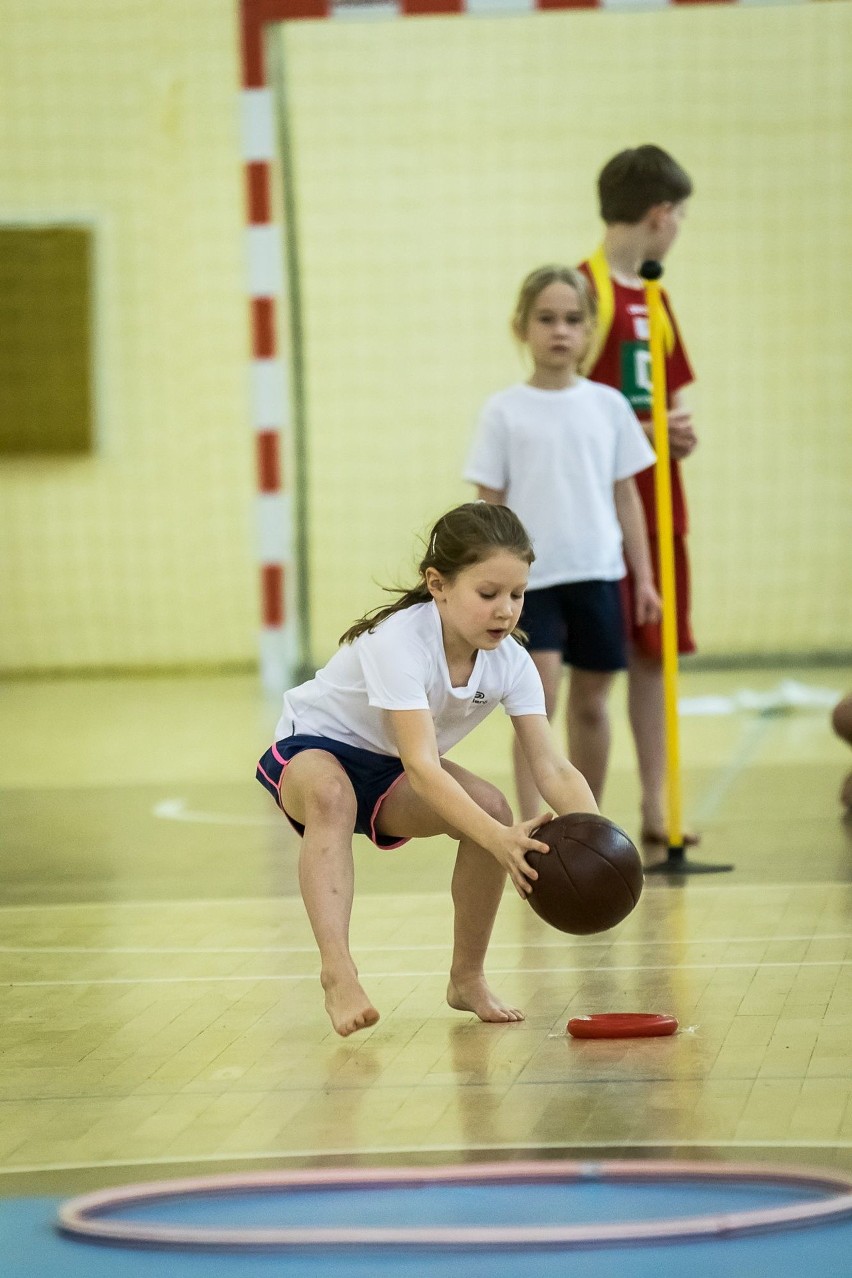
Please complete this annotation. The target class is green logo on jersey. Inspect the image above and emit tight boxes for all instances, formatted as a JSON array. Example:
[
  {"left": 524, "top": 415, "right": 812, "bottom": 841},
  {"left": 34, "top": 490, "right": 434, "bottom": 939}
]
[{"left": 620, "top": 341, "right": 652, "bottom": 411}]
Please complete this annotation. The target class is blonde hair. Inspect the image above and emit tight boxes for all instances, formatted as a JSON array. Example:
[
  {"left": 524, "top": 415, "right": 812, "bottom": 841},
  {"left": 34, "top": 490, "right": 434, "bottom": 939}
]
[
  {"left": 512, "top": 265, "right": 597, "bottom": 341},
  {"left": 339, "top": 503, "right": 534, "bottom": 645}
]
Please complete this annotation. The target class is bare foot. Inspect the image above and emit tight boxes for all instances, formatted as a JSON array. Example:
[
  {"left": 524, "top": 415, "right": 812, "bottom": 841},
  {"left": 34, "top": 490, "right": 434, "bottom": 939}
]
[
  {"left": 447, "top": 974, "right": 524, "bottom": 1024},
  {"left": 322, "top": 974, "right": 379, "bottom": 1037}
]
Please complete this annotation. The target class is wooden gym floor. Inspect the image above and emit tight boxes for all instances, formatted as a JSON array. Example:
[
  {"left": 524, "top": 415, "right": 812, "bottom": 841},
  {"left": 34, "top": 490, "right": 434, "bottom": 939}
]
[{"left": 1, "top": 665, "right": 850, "bottom": 1200}]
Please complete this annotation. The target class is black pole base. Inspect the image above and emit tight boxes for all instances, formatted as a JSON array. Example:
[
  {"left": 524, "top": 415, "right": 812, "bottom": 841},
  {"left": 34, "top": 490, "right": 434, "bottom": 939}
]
[{"left": 644, "top": 844, "right": 734, "bottom": 876}]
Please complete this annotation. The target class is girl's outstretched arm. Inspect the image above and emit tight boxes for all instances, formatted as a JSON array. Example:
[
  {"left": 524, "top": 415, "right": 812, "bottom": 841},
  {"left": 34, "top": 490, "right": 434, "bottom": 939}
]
[
  {"left": 388, "top": 708, "right": 550, "bottom": 898},
  {"left": 511, "top": 714, "right": 599, "bottom": 816}
]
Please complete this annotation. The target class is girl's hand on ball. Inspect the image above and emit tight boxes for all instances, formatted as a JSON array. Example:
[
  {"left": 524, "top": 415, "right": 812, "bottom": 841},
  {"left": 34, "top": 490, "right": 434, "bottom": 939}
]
[{"left": 493, "top": 816, "right": 552, "bottom": 898}]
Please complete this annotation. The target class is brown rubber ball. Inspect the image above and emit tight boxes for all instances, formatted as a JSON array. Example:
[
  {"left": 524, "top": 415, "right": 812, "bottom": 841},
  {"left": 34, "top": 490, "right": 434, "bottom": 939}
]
[{"left": 526, "top": 813, "right": 643, "bottom": 935}]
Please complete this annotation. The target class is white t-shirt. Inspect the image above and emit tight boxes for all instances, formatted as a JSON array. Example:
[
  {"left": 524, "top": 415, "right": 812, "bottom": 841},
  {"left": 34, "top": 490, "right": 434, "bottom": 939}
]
[
  {"left": 275, "top": 600, "right": 545, "bottom": 756},
  {"left": 464, "top": 379, "right": 655, "bottom": 589}
]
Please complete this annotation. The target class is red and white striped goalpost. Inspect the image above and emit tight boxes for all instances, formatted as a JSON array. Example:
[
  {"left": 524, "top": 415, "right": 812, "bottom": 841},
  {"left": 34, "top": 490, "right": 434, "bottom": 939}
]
[
  {"left": 236, "top": 0, "right": 799, "bottom": 693},
  {"left": 240, "top": 1, "right": 299, "bottom": 693}
]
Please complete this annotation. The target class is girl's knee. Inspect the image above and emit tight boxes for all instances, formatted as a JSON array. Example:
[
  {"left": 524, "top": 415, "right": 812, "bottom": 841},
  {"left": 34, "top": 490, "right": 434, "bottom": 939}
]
[
  {"left": 573, "top": 701, "right": 609, "bottom": 729},
  {"left": 472, "top": 781, "right": 513, "bottom": 827},
  {"left": 303, "top": 771, "right": 357, "bottom": 826},
  {"left": 570, "top": 673, "right": 614, "bottom": 720}
]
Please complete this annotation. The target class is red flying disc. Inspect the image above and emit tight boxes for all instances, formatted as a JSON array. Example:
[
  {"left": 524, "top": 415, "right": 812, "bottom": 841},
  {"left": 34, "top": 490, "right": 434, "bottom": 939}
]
[{"left": 567, "top": 1014, "right": 678, "bottom": 1039}]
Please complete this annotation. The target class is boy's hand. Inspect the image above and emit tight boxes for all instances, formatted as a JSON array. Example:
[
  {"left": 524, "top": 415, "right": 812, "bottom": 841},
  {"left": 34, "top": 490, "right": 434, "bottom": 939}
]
[
  {"left": 668, "top": 408, "right": 698, "bottom": 459},
  {"left": 492, "top": 813, "right": 553, "bottom": 899},
  {"left": 635, "top": 580, "right": 663, "bottom": 626}
]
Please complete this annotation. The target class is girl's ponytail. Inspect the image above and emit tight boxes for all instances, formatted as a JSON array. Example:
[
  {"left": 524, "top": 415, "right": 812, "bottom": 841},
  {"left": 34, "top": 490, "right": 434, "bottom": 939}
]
[{"left": 339, "top": 502, "right": 534, "bottom": 645}]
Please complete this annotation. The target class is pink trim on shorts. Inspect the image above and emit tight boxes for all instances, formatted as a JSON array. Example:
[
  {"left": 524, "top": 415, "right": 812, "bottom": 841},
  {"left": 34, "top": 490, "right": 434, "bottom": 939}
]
[
  {"left": 260, "top": 746, "right": 306, "bottom": 838},
  {"left": 369, "top": 770, "right": 410, "bottom": 850},
  {"left": 262, "top": 740, "right": 406, "bottom": 849},
  {"left": 256, "top": 760, "right": 283, "bottom": 804}
]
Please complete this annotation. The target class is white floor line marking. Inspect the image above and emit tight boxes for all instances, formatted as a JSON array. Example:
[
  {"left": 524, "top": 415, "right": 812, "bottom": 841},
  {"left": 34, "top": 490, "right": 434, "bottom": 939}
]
[
  {"left": 692, "top": 711, "right": 778, "bottom": 824},
  {"left": 0, "top": 933, "right": 848, "bottom": 956},
  {"left": 0, "top": 896, "right": 295, "bottom": 913},
  {"left": 4, "top": 958, "right": 849, "bottom": 987},
  {"left": 1, "top": 882, "right": 848, "bottom": 913},
  {"left": 680, "top": 680, "right": 841, "bottom": 718},
  {"left": 153, "top": 798, "right": 276, "bottom": 827},
  {"left": 3, "top": 1138, "right": 850, "bottom": 1177}
]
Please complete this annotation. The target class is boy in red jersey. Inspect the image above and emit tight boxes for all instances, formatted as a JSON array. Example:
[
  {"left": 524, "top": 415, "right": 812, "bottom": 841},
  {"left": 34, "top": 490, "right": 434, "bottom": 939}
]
[{"left": 578, "top": 145, "right": 699, "bottom": 847}]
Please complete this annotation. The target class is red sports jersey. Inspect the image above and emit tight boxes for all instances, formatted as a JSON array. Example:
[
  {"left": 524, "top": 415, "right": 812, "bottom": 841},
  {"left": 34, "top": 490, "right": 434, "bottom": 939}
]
[{"left": 578, "top": 261, "right": 694, "bottom": 536}]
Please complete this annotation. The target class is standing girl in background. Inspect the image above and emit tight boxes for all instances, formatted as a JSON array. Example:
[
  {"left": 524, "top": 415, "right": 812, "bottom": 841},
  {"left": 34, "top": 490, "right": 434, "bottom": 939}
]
[
  {"left": 257, "top": 503, "right": 597, "bottom": 1038},
  {"left": 465, "top": 266, "right": 660, "bottom": 822}
]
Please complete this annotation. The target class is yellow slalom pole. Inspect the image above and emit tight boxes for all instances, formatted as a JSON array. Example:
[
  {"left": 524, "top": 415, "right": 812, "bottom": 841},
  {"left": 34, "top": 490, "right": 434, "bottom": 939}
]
[{"left": 640, "top": 261, "right": 683, "bottom": 857}]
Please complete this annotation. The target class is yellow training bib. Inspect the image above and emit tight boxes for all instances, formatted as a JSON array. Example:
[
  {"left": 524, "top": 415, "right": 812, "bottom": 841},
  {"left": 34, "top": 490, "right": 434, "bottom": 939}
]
[{"left": 580, "top": 245, "right": 675, "bottom": 376}]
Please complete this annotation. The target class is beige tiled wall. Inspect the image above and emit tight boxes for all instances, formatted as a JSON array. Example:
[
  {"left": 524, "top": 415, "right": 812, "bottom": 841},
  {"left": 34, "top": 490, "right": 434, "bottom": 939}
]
[
  {"left": 1, "top": 1, "right": 255, "bottom": 671},
  {"left": 282, "top": 4, "right": 851, "bottom": 663},
  {"left": 2, "top": 2, "right": 849, "bottom": 672}
]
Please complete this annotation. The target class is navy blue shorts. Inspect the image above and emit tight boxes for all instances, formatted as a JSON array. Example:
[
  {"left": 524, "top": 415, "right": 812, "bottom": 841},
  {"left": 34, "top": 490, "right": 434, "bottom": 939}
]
[
  {"left": 256, "top": 734, "right": 409, "bottom": 850},
  {"left": 520, "top": 580, "right": 627, "bottom": 672}
]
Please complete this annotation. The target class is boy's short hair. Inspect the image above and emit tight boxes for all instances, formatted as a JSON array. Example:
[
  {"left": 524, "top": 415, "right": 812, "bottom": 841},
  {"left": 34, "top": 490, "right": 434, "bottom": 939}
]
[{"left": 598, "top": 145, "right": 693, "bottom": 224}]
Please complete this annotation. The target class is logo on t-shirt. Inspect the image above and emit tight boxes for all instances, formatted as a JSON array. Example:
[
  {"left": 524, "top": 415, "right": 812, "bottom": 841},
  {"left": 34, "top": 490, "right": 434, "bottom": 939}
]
[
  {"left": 472, "top": 691, "right": 487, "bottom": 706},
  {"left": 619, "top": 341, "right": 652, "bottom": 411},
  {"left": 627, "top": 306, "right": 650, "bottom": 342}
]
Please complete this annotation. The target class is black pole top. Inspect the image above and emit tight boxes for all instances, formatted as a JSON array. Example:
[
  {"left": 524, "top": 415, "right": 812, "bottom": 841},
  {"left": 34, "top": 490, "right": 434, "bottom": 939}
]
[{"left": 639, "top": 260, "right": 664, "bottom": 281}]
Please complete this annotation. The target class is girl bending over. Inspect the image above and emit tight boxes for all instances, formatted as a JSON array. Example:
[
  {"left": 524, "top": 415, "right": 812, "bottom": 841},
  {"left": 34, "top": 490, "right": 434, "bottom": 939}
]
[{"left": 257, "top": 502, "right": 597, "bottom": 1037}]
